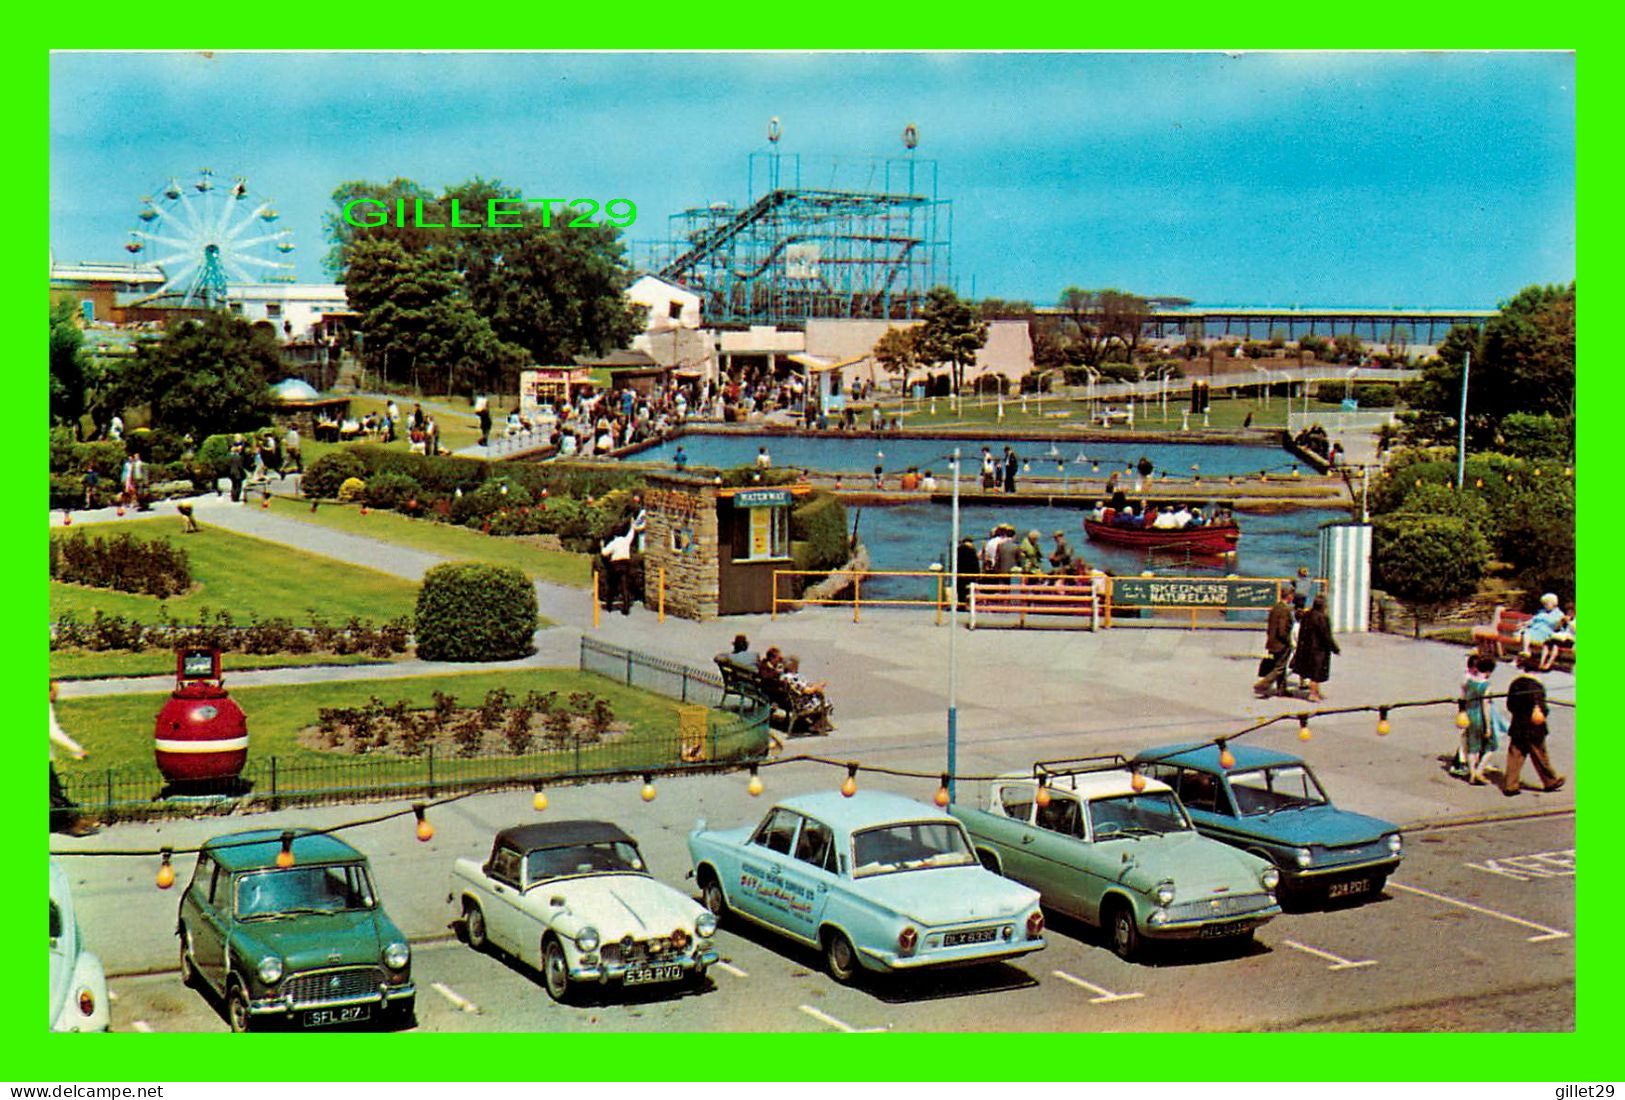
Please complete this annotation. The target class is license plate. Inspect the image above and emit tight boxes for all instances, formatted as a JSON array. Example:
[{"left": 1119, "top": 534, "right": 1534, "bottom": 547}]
[
  {"left": 943, "top": 927, "right": 998, "bottom": 947},
  {"left": 624, "top": 964, "right": 683, "bottom": 986},
  {"left": 1199, "top": 922, "right": 1254, "bottom": 939},
  {"left": 303, "top": 1004, "right": 371, "bottom": 1028},
  {"left": 1327, "top": 879, "right": 1370, "bottom": 899}
]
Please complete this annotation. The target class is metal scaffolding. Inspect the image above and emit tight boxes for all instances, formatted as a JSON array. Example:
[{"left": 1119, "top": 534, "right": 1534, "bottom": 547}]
[{"left": 651, "top": 151, "right": 951, "bottom": 326}]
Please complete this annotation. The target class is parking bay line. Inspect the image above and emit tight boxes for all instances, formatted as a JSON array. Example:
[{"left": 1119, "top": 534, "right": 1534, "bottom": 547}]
[
  {"left": 431, "top": 981, "right": 481, "bottom": 1013},
  {"left": 1280, "top": 939, "right": 1377, "bottom": 970},
  {"left": 129, "top": 1020, "right": 153, "bottom": 1033},
  {"left": 798, "top": 1004, "right": 887, "bottom": 1033},
  {"left": 1386, "top": 881, "right": 1571, "bottom": 942},
  {"left": 1051, "top": 970, "right": 1144, "bottom": 1003},
  {"left": 714, "top": 961, "right": 749, "bottom": 979}
]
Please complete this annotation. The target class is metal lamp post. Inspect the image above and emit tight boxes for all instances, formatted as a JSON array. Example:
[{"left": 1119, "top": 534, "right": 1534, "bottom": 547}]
[
  {"left": 1457, "top": 351, "right": 1471, "bottom": 488},
  {"left": 947, "top": 448, "right": 960, "bottom": 800}
]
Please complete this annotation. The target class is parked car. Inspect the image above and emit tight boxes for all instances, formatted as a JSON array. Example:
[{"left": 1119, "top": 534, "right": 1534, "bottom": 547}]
[
  {"left": 450, "top": 820, "right": 719, "bottom": 1003},
  {"left": 176, "top": 829, "right": 415, "bottom": 1032},
  {"left": 1131, "top": 742, "right": 1403, "bottom": 903},
  {"left": 689, "top": 790, "right": 1046, "bottom": 983},
  {"left": 50, "top": 860, "right": 110, "bottom": 1032},
  {"left": 950, "top": 758, "right": 1281, "bottom": 961}
]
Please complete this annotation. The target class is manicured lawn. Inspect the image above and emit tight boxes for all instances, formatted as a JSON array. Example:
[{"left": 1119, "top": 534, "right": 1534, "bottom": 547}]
[
  {"left": 895, "top": 393, "right": 1362, "bottom": 432},
  {"left": 54, "top": 669, "right": 685, "bottom": 772},
  {"left": 262, "top": 496, "right": 592, "bottom": 588},
  {"left": 49, "top": 519, "right": 420, "bottom": 624},
  {"left": 50, "top": 649, "right": 399, "bottom": 680}
]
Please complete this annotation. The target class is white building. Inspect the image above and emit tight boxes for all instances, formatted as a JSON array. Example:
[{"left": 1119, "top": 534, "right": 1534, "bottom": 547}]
[{"left": 226, "top": 283, "right": 350, "bottom": 339}]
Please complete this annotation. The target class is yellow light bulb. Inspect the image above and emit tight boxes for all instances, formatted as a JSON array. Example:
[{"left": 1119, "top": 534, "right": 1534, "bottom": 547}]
[
  {"left": 840, "top": 776, "right": 858, "bottom": 798},
  {"left": 1298, "top": 724, "right": 1312, "bottom": 742},
  {"left": 156, "top": 862, "right": 176, "bottom": 890},
  {"left": 416, "top": 818, "right": 435, "bottom": 842},
  {"left": 1130, "top": 771, "right": 1146, "bottom": 792},
  {"left": 641, "top": 781, "right": 657, "bottom": 802},
  {"left": 1035, "top": 785, "right": 1051, "bottom": 808},
  {"left": 747, "top": 773, "right": 764, "bottom": 797},
  {"left": 934, "top": 785, "right": 950, "bottom": 808},
  {"left": 1376, "top": 718, "right": 1391, "bottom": 736},
  {"left": 275, "top": 849, "right": 294, "bottom": 869},
  {"left": 533, "top": 790, "right": 549, "bottom": 812},
  {"left": 1219, "top": 748, "right": 1235, "bottom": 769}
]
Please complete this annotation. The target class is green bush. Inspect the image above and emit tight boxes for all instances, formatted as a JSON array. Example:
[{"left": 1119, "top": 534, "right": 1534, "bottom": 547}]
[
  {"left": 1373, "top": 514, "right": 1489, "bottom": 634},
  {"left": 791, "top": 492, "right": 850, "bottom": 571},
  {"left": 414, "top": 562, "right": 538, "bottom": 662},
  {"left": 303, "top": 450, "right": 369, "bottom": 498},
  {"left": 50, "top": 530, "right": 192, "bottom": 597},
  {"left": 363, "top": 471, "right": 422, "bottom": 510},
  {"left": 1393, "top": 482, "right": 1498, "bottom": 543},
  {"left": 1498, "top": 413, "right": 1571, "bottom": 460},
  {"left": 1352, "top": 383, "right": 1399, "bottom": 407},
  {"left": 192, "top": 434, "right": 238, "bottom": 483},
  {"left": 533, "top": 497, "right": 615, "bottom": 550}
]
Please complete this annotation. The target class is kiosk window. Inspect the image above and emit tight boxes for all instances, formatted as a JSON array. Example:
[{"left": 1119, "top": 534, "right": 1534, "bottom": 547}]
[{"left": 731, "top": 505, "right": 789, "bottom": 562}]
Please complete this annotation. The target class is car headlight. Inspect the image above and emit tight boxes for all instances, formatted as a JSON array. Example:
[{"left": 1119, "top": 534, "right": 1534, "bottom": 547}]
[
  {"left": 575, "top": 926, "right": 600, "bottom": 952},
  {"left": 1387, "top": 833, "right": 1403, "bottom": 855},
  {"left": 257, "top": 955, "right": 284, "bottom": 984},
  {"left": 384, "top": 941, "right": 410, "bottom": 969},
  {"left": 1154, "top": 882, "right": 1176, "bottom": 907},
  {"left": 695, "top": 912, "right": 718, "bottom": 939},
  {"left": 1261, "top": 867, "right": 1281, "bottom": 891},
  {"left": 1294, "top": 847, "right": 1313, "bottom": 869}
]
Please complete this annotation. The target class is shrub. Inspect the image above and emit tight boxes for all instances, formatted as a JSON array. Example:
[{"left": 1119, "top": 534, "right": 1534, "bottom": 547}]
[
  {"left": 51, "top": 530, "right": 192, "bottom": 597},
  {"left": 791, "top": 492, "right": 850, "bottom": 572},
  {"left": 503, "top": 706, "right": 536, "bottom": 755},
  {"left": 414, "top": 562, "right": 538, "bottom": 661},
  {"left": 192, "top": 434, "right": 238, "bottom": 484},
  {"left": 1498, "top": 413, "right": 1571, "bottom": 461},
  {"left": 302, "top": 451, "right": 368, "bottom": 498},
  {"left": 363, "top": 471, "right": 422, "bottom": 510},
  {"left": 1351, "top": 382, "right": 1399, "bottom": 407},
  {"left": 337, "top": 476, "right": 368, "bottom": 502},
  {"left": 1373, "top": 514, "right": 1489, "bottom": 635}
]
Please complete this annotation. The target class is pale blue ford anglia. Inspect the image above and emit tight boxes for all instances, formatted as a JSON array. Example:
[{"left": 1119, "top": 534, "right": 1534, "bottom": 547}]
[{"left": 689, "top": 790, "right": 1047, "bottom": 982}]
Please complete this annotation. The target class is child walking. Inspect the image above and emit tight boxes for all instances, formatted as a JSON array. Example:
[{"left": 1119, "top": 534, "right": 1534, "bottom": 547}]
[{"left": 1458, "top": 655, "right": 1499, "bottom": 785}]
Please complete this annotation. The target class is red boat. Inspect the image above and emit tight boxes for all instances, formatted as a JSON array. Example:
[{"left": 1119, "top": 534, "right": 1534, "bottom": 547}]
[{"left": 1083, "top": 517, "right": 1241, "bottom": 555}]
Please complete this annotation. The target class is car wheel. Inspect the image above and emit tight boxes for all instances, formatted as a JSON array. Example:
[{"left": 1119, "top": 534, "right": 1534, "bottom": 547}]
[
  {"left": 464, "top": 900, "right": 488, "bottom": 952},
  {"left": 1367, "top": 875, "right": 1389, "bottom": 897},
  {"left": 823, "top": 929, "right": 859, "bottom": 984},
  {"left": 178, "top": 928, "right": 199, "bottom": 990},
  {"left": 226, "top": 978, "right": 253, "bottom": 1034},
  {"left": 699, "top": 872, "right": 729, "bottom": 922},
  {"left": 542, "top": 937, "right": 573, "bottom": 1004},
  {"left": 1107, "top": 899, "right": 1141, "bottom": 962}
]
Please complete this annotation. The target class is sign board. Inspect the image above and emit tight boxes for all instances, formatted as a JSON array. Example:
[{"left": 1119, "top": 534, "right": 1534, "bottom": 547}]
[
  {"left": 1112, "top": 578, "right": 1278, "bottom": 609},
  {"left": 732, "top": 488, "right": 793, "bottom": 509}
]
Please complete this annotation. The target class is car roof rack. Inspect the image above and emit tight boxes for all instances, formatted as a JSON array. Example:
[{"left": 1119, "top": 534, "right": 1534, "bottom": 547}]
[{"left": 1032, "top": 754, "right": 1129, "bottom": 781}]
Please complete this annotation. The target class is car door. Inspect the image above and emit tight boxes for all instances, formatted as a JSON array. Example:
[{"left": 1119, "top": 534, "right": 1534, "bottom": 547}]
[
  {"left": 188, "top": 857, "right": 230, "bottom": 993},
  {"left": 734, "top": 807, "right": 803, "bottom": 932},
  {"left": 988, "top": 783, "right": 1044, "bottom": 885},
  {"left": 482, "top": 845, "right": 527, "bottom": 954},
  {"left": 782, "top": 815, "right": 837, "bottom": 941},
  {"left": 1031, "top": 791, "right": 1095, "bottom": 920}
]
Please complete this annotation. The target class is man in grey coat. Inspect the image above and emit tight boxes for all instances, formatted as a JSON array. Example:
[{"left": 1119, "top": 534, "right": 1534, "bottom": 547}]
[{"left": 1253, "top": 585, "right": 1296, "bottom": 698}]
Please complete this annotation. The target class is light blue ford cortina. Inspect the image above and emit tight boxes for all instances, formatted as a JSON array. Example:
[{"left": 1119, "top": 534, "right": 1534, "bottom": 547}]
[{"left": 689, "top": 790, "right": 1047, "bottom": 983}]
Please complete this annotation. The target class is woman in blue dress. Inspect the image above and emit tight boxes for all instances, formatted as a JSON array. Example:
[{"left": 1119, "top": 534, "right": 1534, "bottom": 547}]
[{"left": 1519, "top": 593, "right": 1568, "bottom": 671}]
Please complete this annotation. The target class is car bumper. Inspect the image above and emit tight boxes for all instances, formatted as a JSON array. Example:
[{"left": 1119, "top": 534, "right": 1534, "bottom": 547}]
[
  {"left": 1146, "top": 906, "right": 1281, "bottom": 941},
  {"left": 1285, "top": 857, "right": 1401, "bottom": 889},
  {"left": 860, "top": 937, "right": 1046, "bottom": 972},
  {"left": 248, "top": 983, "right": 416, "bottom": 1017},
  {"left": 571, "top": 947, "right": 719, "bottom": 985}
]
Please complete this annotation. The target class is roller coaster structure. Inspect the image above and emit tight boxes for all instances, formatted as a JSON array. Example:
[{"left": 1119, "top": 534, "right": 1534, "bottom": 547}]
[{"left": 651, "top": 150, "right": 951, "bottom": 327}]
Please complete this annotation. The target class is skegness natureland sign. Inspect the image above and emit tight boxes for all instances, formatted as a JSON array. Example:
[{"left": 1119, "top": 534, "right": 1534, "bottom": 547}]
[
  {"left": 343, "top": 197, "right": 636, "bottom": 229},
  {"left": 1112, "top": 578, "right": 1279, "bottom": 609}
]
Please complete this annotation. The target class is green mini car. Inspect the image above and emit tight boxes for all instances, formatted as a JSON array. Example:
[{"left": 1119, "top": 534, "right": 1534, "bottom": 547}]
[{"left": 176, "top": 828, "right": 415, "bottom": 1032}]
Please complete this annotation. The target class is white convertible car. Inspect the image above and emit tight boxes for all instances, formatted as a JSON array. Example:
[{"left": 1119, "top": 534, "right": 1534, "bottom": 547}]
[{"left": 450, "top": 820, "right": 719, "bottom": 1003}]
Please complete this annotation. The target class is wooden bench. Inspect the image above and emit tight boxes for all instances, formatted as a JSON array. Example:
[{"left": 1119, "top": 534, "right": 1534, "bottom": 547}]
[
  {"left": 714, "top": 656, "right": 833, "bottom": 738},
  {"left": 1472, "top": 605, "right": 1575, "bottom": 670},
  {"left": 969, "top": 578, "right": 1100, "bottom": 630}
]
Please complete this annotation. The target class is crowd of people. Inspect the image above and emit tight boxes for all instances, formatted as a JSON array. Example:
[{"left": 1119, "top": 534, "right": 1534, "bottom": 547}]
[
  {"left": 1088, "top": 495, "right": 1233, "bottom": 530},
  {"left": 1293, "top": 423, "right": 1343, "bottom": 466},
  {"left": 952, "top": 523, "right": 1108, "bottom": 604}
]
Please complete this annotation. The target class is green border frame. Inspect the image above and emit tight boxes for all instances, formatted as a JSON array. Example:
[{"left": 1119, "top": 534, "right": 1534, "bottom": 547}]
[{"left": 23, "top": 34, "right": 1601, "bottom": 1083}]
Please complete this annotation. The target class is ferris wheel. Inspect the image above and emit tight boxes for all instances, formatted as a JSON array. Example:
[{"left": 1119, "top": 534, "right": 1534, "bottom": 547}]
[{"left": 125, "top": 168, "right": 296, "bottom": 307}]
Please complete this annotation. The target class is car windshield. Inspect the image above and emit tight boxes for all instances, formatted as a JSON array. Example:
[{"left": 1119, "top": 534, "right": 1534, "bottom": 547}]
[
  {"left": 1088, "top": 791, "right": 1192, "bottom": 838},
  {"left": 526, "top": 841, "right": 645, "bottom": 884},
  {"left": 1229, "top": 766, "right": 1329, "bottom": 816},
  {"left": 235, "top": 864, "right": 375, "bottom": 919},
  {"left": 851, "top": 821, "right": 976, "bottom": 878}
]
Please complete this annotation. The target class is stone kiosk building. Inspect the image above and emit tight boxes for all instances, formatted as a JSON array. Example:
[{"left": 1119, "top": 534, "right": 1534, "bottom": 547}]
[{"left": 640, "top": 473, "right": 809, "bottom": 619}]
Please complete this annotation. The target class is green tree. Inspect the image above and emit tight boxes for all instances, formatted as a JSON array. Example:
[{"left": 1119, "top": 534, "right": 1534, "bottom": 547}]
[
  {"left": 49, "top": 301, "right": 90, "bottom": 432},
  {"left": 871, "top": 325, "right": 922, "bottom": 382},
  {"left": 101, "top": 311, "right": 279, "bottom": 439},
  {"left": 1056, "top": 287, "right": 1152, "bottom": 367},
  {"left": 1372, "top": 514, "right": 1489, "bottom": 637},
  {"left": 344, "top": 238, "right": 527, "bottom": 395},
  {"left": 916, "top": 287, "right": 988, "bottom": 393}
]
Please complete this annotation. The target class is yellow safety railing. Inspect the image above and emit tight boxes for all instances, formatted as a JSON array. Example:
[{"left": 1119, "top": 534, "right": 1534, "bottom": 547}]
[{"left": 772, "top": 570, "right": 1061, "bottom": 624}]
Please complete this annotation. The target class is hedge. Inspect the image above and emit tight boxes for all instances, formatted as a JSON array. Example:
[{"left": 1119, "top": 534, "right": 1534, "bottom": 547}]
[
  {"left": 790, "top": 492, "right": 850, "bottom": 572},
  {"left": 50, "top": 530, "right": 192, "bottom": 598},
  {"left": 415, "top": 562, "right": 538, "bottom": 662},
  {"left": 302, "top": 450, "right": 369, "bottom": 498}
]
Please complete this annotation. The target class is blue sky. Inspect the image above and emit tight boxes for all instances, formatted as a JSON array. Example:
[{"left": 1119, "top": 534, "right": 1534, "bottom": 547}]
[{"left": 49, "top": 51, "right": 1574, "bottom": 309}]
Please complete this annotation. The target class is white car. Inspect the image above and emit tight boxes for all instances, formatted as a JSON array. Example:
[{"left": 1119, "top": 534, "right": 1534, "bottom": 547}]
[
  {"left": 50, "top": 861, "right": 110, "bottom": 1032},
  {"left": 451, "top": 821, "right": 719, "bottom": 1004}
]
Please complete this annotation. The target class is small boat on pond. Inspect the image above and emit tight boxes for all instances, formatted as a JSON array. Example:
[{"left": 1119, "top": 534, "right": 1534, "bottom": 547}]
[{"left": 1083, "top": 517, "right": 1241, "bottom": 556}]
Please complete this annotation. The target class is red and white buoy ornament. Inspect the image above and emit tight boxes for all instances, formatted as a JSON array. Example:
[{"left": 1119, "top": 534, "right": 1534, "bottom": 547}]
[{"left": 154, "top": 648, "right": 248, "bottom": 786}]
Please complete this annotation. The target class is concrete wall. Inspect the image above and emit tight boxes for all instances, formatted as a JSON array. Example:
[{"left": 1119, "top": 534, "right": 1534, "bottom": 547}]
[{"left": 805, "top": 318, "right": 1034, "bottom": 387}]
